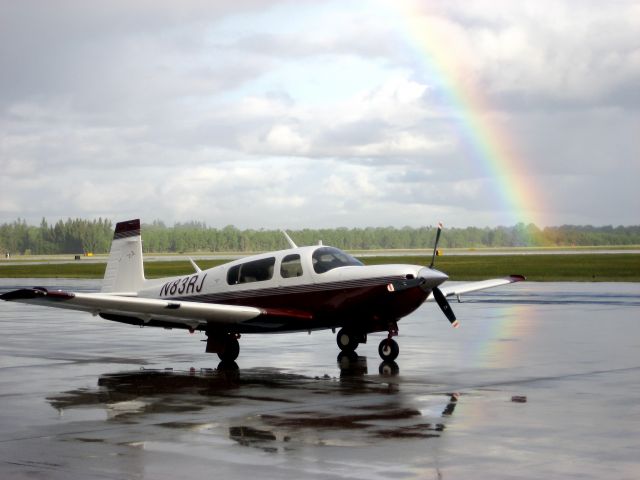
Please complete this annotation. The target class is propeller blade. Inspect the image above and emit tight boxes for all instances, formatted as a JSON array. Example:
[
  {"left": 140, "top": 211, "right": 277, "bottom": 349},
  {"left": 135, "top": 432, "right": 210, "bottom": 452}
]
[
  {"left": 429, "top": 222, "right": 443, "bottom": 269},
  {"left": 432, "top": 286, "right": 459, "bottom": 328}
]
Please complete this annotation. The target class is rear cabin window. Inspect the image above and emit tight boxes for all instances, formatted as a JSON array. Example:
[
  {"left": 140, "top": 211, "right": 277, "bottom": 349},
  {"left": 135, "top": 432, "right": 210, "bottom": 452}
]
[
  {"left": 227, "top": 257, "right": 276, "bottom": 285},
  {"left": 312, "top": 247, "right": 363, "bottom": 274},
  {"left": 280, "top": 254, "right": 303, "bottom": 278}
]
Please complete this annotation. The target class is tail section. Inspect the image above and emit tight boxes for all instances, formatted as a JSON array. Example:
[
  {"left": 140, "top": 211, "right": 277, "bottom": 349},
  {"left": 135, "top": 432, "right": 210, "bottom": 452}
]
[{"left": 101, "top": 219, "right": 145, "bottom": 293}]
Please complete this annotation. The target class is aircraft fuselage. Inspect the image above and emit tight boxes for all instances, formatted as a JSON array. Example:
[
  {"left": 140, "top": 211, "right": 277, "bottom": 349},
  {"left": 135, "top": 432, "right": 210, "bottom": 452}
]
[{"left": 137, "top": 245, "right": 447, "bottom": 334}]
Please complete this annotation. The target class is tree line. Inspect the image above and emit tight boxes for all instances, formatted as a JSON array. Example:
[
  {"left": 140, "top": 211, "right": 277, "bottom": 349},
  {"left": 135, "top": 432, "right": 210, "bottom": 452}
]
[
  {"left": 1, "top": 218, "right": 639, "bottom": 255},
  {"left": 0, "top": 218, "right": 114, "bottom": 255}
]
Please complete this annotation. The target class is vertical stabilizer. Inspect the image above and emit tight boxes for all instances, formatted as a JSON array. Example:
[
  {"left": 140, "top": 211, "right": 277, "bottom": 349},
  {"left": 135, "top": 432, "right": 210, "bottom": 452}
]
[{"left": 101, "top": 219, "right": 145, "bottom": 293}]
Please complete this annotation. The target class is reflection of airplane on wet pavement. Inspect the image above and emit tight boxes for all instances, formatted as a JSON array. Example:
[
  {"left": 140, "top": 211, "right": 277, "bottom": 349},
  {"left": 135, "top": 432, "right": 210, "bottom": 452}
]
[
  {"left": 1, "top": 219, "right": 524, "bottom": 362},
  {"left": 47, "top": 363, "right": 461, "bottom": 450}
]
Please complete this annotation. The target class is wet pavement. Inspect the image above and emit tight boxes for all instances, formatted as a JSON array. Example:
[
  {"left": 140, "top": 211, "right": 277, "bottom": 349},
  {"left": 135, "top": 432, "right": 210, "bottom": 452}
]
[{"left": 1, "top": 279, "right": 639, "bottom": 479}]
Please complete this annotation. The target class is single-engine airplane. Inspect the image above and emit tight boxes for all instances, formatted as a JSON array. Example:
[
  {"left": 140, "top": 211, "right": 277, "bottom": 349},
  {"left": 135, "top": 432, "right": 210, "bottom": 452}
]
[{"left": 1, "top": 219, "right": 524, "bottom": 362}]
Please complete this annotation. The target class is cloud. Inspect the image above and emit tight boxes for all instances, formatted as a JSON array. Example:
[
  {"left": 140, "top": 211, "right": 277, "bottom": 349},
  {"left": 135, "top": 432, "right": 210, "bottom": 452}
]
[
  {"left": 0, "top": 0, "right": 637, "bottom": 228},
  {"left": 409, "top": 0, "right": 640, "bottom": 109}
]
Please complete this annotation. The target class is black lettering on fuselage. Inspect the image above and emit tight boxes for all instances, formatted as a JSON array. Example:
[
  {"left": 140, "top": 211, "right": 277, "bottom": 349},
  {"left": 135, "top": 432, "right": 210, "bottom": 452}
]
[
  {"left": 186, "top": 275, "right": 199, "bottom": 294},
  {"left": 195, "top": 273, "right": 207, "bottom": 293},
  {"left": 177, "top": 277, "right": 188, "bottom": 294},
  {"left": 160, "top": 273, "right": 208, "bottom": 298},
  {"left": 160, "top": 282, "right": 171, "bottom": 296}
]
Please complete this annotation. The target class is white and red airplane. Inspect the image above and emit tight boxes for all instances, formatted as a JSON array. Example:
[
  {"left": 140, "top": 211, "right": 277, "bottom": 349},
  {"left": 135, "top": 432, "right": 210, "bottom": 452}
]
[{"left": 1, "top": 219, "right": 524, "bottom": 362}]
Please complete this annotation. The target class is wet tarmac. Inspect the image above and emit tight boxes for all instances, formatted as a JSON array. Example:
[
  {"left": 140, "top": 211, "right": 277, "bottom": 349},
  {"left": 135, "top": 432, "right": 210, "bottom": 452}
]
[{"left": 1, "top": 279, "right": 639, "bottom": 479}]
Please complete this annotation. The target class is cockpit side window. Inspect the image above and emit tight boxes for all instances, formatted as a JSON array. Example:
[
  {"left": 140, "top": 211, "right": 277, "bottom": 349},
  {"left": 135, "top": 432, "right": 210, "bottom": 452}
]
[
  {"left": 227, "top": 264, "right": 241, "bottom": 285},
  {"left": 312, "top": 247, "right": 363, "bottom": 274},
  {"left": 280, "top": 254, "right": 303, "bottom": 278},
  {"left": 227, "top": 257, "right": 276, "bottom": 285}
]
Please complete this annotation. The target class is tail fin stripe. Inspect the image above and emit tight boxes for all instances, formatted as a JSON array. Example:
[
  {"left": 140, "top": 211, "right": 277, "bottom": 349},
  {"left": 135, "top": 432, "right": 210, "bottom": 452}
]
[{"left": 113, "top": 219, "right": 141, "bottom": 239}]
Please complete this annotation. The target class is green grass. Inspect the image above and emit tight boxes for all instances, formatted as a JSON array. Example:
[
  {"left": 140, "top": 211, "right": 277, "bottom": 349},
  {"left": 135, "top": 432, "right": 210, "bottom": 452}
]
[
  {"left": 0, "top": 259, "right": 229, "bottom": 279},
  {"left": 360, "top": 254, "right": 640, "bottom": 281},
  {"left": 1, "top": 254, "right": 638, "bottom": 281}
]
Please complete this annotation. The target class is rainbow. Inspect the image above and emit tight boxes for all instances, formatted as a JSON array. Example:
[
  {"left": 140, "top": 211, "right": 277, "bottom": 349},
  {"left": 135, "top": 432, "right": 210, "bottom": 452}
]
[
  {"left": 384, "top": 2, "right": 545, "bottom": 229},
  {"left": 465, "top": 303, "right": 535, "bottom": 368}
]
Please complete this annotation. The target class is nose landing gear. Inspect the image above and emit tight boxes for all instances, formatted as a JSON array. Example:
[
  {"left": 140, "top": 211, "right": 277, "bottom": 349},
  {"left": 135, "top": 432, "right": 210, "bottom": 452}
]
[
  {"left": 378, "top": 338, "right": 399, "bottom": 361},
  {"left": 378, "top": 323, "right": 399, "bottom": 361}
]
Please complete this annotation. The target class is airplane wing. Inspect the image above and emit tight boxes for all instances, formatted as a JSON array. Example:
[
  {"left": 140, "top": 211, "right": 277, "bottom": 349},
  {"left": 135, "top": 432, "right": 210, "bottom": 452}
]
[
  {"left": 426, "top": 275, "right": 525, "bottom": 302},
  {"left": 0, "top": 287, "right": 312, "bottom": 331}
]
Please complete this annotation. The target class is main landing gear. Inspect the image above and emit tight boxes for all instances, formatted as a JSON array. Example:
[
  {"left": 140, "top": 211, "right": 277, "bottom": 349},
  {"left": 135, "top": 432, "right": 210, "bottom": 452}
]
[
  {"left": 206, "top": 332, "right": 240, "bottom": 362},
  {"left": 336, "top": 328, "right": 363, "bottom": 352},
  {"left": 336, "top": 323, "right": 400, "bottom": 362}
]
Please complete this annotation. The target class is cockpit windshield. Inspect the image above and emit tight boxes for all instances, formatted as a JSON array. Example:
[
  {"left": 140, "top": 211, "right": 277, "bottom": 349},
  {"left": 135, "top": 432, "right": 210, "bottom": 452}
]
[{"left": 312, "top": 247, "right": 363, "bottom": 274}]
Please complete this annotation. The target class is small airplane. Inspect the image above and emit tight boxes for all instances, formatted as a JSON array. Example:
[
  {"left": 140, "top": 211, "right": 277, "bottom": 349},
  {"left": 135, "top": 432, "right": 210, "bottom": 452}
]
[{"left": 1, "top": 219, "right": 524, "bottom": 362}]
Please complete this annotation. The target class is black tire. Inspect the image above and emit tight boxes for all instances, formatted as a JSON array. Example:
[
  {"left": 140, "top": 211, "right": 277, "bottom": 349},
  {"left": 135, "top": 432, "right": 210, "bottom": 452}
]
[
  {"left": 378, "top": 338, "right": 399, "bottom": 361},
  {"left": 217, "top": 336, "right": 240, "bottom": 362},
  {"left": 336, "top": 329, "right": 359, "bottom": 352}
]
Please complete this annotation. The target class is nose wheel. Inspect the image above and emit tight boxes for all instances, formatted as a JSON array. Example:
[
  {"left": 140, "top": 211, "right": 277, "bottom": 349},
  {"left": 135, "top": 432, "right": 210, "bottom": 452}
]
[
  {"left": 378, "top": 322, "right": 399, "bottom": 361},
  {"left": 378, "top": 338, "right": 399, "bottom": 361}
]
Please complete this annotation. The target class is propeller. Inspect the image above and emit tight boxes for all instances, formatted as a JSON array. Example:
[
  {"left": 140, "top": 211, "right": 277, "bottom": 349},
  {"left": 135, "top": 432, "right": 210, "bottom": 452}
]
[
  {"left": 432, "top": 285, "right": 459, "bottom": 328},
  {"left": 429, "top": 223, "right": 458, "bottom": 327},
  {"left": 386, "top": 221, "right": 459, "bottom": 328},
  {"left": 429, "top": 221, "right": 443, "bottom": 269}
]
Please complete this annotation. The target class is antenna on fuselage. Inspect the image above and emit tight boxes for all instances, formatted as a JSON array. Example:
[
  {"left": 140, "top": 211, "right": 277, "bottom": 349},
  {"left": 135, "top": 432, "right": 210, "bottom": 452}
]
[
  {"left": 188, "top": 257, "right": 202, "bottom": 273},
  {"left": 281, "top": 230, "right": 298, "bottom": 249}
]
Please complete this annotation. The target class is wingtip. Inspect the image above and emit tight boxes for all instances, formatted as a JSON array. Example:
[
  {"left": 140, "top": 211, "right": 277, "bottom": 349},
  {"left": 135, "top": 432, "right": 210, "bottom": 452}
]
[
  {"left": 1, "top": 288, "right": 45, "bottom": 301},
  {"left": 0, "top": 288, "right": 74, "bottom": 302},
  {"left": 508, "top": 274, "right": 526, "bottom": 282}
]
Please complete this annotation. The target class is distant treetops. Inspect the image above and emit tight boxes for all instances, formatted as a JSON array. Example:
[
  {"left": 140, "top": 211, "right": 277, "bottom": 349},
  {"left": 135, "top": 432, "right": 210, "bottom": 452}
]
[{"left": 1, "top": 218, "right": 638, "bottom": 255}]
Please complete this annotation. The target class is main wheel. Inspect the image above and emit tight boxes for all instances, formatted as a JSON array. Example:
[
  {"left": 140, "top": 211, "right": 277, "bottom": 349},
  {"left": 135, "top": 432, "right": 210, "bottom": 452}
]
[
  {"left": 217, "top": 336, "right": 240, "bottom": 362},
  {"left": 336, "top": 328, "right": 359, "bottom": 352},
  {"left": 378, "top": 338, "right": 399, "bottom": 361}
]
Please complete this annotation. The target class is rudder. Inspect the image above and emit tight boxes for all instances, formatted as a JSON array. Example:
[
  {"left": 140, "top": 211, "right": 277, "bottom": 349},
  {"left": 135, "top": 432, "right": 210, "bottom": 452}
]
[{"left": 101, "top": 219, "right": 145, "bottom": 293}]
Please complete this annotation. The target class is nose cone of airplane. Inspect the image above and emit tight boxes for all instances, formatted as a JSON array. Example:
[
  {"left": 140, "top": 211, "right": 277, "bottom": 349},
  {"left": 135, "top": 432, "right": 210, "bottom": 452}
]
[{"left": 418, "top": 267, "right": 449, "bottom": 290}]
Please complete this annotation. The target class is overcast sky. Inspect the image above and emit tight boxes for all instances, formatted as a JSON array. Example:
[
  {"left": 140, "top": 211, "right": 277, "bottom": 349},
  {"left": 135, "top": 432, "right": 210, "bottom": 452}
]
[{"left": 1, "top": 0, "right": 638, "bottom": 229}]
